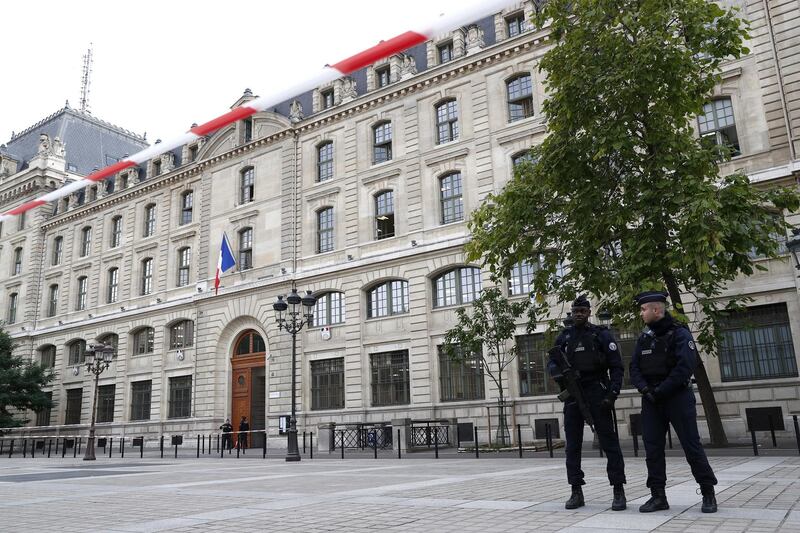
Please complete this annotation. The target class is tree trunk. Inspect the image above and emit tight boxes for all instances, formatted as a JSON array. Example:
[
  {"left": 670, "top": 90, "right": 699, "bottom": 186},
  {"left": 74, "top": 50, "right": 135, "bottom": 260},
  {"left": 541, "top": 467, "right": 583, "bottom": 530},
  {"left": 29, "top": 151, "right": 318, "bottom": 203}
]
[
  {"left": 663, "top": 270, "right": 729, "bottom": 447},
  {"left": 495, "top": 370, "right": 510, "bottom": 446}
]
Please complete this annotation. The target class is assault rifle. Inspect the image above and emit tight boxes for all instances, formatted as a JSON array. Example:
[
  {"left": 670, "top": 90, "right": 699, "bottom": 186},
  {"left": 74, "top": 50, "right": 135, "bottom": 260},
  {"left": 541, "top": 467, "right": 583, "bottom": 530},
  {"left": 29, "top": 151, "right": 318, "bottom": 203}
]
[{"left": 548, "top": 346, "right": 595, "bottom": 433}]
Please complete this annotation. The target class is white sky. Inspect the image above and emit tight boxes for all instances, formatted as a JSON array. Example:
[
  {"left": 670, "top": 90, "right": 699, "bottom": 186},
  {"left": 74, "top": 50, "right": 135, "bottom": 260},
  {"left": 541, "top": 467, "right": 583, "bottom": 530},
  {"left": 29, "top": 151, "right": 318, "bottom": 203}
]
[{"left": 1, "top": 0, "right": 478, "bottom": 144}]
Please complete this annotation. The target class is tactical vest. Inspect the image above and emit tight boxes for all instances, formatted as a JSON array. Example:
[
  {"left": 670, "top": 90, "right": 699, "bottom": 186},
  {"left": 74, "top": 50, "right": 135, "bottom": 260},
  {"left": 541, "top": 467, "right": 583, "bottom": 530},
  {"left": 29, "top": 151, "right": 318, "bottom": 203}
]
[
  {"left": 566, "top": 329, "right": 606, "bottom": 374},
  {"left": 638, "top": 328, "right": 678, "bottom": 378}
]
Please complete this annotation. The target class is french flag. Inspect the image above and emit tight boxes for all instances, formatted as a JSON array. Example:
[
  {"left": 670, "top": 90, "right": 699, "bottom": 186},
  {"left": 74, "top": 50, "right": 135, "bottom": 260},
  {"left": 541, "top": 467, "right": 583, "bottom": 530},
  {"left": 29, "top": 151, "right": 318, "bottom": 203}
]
[{"left": 215, "top": 232, "right": 236, "bottom": 295}]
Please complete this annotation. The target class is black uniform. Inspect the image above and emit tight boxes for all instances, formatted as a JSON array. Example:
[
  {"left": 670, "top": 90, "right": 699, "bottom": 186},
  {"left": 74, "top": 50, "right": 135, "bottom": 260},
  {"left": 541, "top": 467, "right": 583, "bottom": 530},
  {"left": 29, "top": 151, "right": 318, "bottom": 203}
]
[
  {"left": 220, "top": 421, "right": 233, "bottom": 450},
  {"left": 630, "top": 312, "right": 717, "bottom": 490},
  {"left": 548, "top": 322, "right": 626, "bottom": 487}
]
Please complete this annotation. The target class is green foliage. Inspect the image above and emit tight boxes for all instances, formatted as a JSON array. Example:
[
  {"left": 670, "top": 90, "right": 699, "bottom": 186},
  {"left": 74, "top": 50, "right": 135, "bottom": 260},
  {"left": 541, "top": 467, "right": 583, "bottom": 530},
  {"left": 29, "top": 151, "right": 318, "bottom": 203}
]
[{"left": 0, "top": 328, "right": 54, "bottom": 429}]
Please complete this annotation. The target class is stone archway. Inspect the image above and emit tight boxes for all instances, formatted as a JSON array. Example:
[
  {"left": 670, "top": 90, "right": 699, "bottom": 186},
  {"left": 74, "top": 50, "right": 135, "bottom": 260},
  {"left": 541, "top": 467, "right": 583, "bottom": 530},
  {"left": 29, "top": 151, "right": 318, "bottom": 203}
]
[{"left": 231, "top": 329, "right": 267, "bottom": 449}]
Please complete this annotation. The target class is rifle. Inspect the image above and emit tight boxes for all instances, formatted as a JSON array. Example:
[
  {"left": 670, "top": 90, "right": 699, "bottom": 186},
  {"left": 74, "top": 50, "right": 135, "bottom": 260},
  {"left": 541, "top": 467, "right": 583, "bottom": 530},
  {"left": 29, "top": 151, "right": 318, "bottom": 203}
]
[{"left": 548, "top": 346, "right": 595, "bottom": 433}]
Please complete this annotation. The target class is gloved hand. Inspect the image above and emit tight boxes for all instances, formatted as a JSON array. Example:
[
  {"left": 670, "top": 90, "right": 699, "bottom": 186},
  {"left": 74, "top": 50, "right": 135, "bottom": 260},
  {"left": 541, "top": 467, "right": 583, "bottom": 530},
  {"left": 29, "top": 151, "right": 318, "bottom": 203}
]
[
  {"left": 601, "top": 390, "right": 618, "bottom": 410},
  {"left": 641, "top": 386, "right": 657, "bottom": 404}
]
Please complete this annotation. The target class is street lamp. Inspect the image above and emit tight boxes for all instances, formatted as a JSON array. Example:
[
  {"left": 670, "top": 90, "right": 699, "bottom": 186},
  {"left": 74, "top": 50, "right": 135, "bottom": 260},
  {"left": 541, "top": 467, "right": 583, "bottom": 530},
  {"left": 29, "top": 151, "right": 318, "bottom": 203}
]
[
  {"left": 787, "top": 227, "right": 800, "bottom": 275},
  {"left": 83, "top": 342, "right": 115, "bottom": 461},
  {"left": 273, "top": 286, "right": 316, "bottom": 462}
]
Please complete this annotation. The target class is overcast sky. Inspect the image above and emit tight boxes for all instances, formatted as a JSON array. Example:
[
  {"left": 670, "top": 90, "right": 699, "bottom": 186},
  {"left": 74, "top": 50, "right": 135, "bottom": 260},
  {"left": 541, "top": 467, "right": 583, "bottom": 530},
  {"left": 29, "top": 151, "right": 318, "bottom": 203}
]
[{"left": 1, "top": 0, "right": 477, "bottom": 144}]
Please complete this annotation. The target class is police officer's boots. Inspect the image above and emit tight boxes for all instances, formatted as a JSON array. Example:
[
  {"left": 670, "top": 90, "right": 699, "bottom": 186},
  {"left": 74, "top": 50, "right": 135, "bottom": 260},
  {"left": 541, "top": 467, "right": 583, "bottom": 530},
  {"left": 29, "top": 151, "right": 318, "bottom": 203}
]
[
  {"left": 639, "top": 487, "right": 669, "bottom": 513},
  {"left": 700, "top": 485, "right": 717, "bottom": 513},
  {"left": 611, "top": 484, "right": 626, "bottom": 511},
  {"left": 565, "top": 485, "right": 585, "bottom": 509}
]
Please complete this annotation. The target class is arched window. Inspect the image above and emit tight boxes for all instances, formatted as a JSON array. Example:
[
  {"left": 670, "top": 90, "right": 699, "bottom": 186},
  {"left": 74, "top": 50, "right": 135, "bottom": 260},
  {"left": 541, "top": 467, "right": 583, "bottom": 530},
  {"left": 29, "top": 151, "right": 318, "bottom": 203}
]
[
  {"left": 435, "top": 99, "right": 459, "bottom": 144},
  {"left": 107, "top": 268, "right": 119, "bottom": 303},
  {"left": 507, "top": 74, "right": 534, "bottom": 122},
  {"left": 67, "top": 339, "right": 86, "bottom": 365},
  {"left": 317, "top": 142, "right": 334, "bottom": 182},
  {"left": 48, "top": 284, "right": 59, "bottom": 317},
  {"left": 698, "top": 97, "right": 740, "bottom": 156},
  {"left": 373, "top": 122, "right": 392, "bottom": 164},
  {"left": 439, "top": 172, "right": 464, "bottom": 224},
  {"left": 133, "top": 327, "right": 155, "bottom": 355},
  {"left": 97, "top": 333, "right": 119, "bottom": 353},
  {"left": 80, "top": 226, "right": 92, "bottom": 257},
  {"left": 52, "top": 236, "right": 63, "bottom": 265},
  {"left": 7, "top": 292, "right": 18, "bottom": 324},
  {"left": 76, "top": 276, "right": 88, "bottom": 310},
  {"left": 367, "top": 280, "right": 409, "bottom": 318},
  {"left": 317, "top": 207, "right": 334, "bottom": 253},
  {"left": 12, "top": 247, "right": 22, "bottom": 276},
  {"left": 312, "top": 292, "right": 345, "bottom": 327},
  {"left": 511, "top": 150, "right": 536, "bottom": 168},
  {"left": 38, "top": 345, "right": 56, "bottom": 368},
  {"left": 234, "top": 329, "right": 266, "bottom": 356},
  {"left": 177, "top": 247, "right": 191, "bottom": 286},
  {"left": 169, "top": 320, "right": 194, "bottom": 349},
  {"left": 374, "top": 190, "right": 395, "bottom": 240},
  {"left": 240, "top": 167, "right": 255, "bottom": 204},
  {"left": 141, "top": 258, "right": 153, "bottom": 295},
  {"left": 180, "top": 190, "right": 193, "bottom": 225},
  {"left": 143, "top": 204, "right": 156, "bottom": 237},
  {"left": 238, "top": 227, "right": 253, "bottom": 270},
  {"left": 433, "top": 267, "right": 482, "bottom": 308},
  {"left": 110, "top": 216, "right": 123, "bottom": 248}
]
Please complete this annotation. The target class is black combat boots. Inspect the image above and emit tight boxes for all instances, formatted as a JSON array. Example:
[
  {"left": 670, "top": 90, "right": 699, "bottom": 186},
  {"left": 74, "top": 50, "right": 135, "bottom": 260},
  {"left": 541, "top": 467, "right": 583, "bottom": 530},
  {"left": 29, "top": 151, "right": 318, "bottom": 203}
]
[
  {"left": 700, "top": 485, "right": 717, "bottom": 513},
  {"left": 639, "top": 487, "right": 669, "bottom": 512},
  {"left": 565, "top": 485, "right": 585, "bottom": 509},
  {"left": 611, "top": 484, "right": 626, "bottom": 511}
]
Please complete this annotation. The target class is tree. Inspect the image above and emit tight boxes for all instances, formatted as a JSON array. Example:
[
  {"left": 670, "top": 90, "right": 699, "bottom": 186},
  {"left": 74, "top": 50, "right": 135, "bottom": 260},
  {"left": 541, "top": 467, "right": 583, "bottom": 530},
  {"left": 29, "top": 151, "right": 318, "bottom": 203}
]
[
  {"left": 0, "top": 327, "right": 54, "bottom": 430},
  {"left": 443, "top": 286, "right": 529, "bottom": 446},
  {"left": 466, "top": 0, "right": 799, "bottom": 446}
]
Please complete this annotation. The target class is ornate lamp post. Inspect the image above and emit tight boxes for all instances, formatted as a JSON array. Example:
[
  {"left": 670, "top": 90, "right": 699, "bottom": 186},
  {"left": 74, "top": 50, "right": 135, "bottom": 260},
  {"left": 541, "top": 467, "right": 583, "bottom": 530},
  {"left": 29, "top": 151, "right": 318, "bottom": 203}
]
[
  {"left": 83, "top": 342, "right": 115, "bottom": 461},
  {"left": 273, "top": 287, "right": 316, "bottom": 462},
  {"left": 787, "top": 227, "right": 800, "bottom": 275}
]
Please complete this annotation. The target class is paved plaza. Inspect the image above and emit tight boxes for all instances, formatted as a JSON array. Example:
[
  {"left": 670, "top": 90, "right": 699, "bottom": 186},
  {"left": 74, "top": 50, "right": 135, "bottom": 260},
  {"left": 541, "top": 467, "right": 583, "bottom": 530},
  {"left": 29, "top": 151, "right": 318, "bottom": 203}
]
[{"left": 1, "top": 453, "right": 799, "bottom": 532}]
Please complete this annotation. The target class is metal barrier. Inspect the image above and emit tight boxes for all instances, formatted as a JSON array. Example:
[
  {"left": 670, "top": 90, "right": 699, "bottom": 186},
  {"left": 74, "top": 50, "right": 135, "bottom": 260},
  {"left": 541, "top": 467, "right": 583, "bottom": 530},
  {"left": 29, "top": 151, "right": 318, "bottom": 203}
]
[
  {"left": 410, "top": 424, "right": 449, "bottom": 447},
  {"left": 335, "top": 425, "right": 393, "bottom": 450}
]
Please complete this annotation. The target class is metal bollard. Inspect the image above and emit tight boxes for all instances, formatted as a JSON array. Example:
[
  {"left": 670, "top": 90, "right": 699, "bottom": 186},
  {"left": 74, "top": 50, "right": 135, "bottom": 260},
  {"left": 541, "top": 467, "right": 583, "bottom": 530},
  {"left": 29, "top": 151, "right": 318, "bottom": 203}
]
[
  {"left": 55, "top": 438, "right": 59, "bottom": 455},
  {"left": 303, "top": 432, "right": 306, "bottom": 454},
  {"left": 201, "top": 434, "right": 205, "bottom": 455},
  {"left": 109, "top": 438, "right": 113, "bottom": 458},
  {"left": 160, "top": 435, "right": 164, "bottom": 458},
  {"left": 340, "top": 431, "right": 344, "bottom": 459},
  {"left": 474, "top": 426, "right": 479, "bottom": 458},
  {"left": 0, "top": 439, "right": 4, "bottom": 456},
  {"left": 197, "top": 435, "right": 201, "bottom": 458},
  {"left": 546, "top": 424, "right": 553, "bottom": 458},
  {"left": 62, "top": 439, "right": 67, "bottom": 458},
  {"left": 23, "top": 439, "right": 28, "bottom": 458},
  {"left": 310, "top": 432, "right": 313, "bottom": 460},
  {"left": 434, "top": 430, "right": 439, "bottom": 459},
  {"left": 175, "top": 441, "right": 178, "bottom": 459},
  {"left": 9, "top": 439, "right": 15, "bottom": 458},
  {"left": 140, "top": 439, "right": 144, "bottom": 459},
  {"left": 397, "top": 429, "right": 401, "bottom": 460},
  {"left": 31, "top": 439, "right": 35, "bottom": 458},
  {"left": 74, "top": 439, "right": 78, "bottom": 458},
  {"left": 48, "top": 439, "right": 52, "bottom": 458},
  {"left": 794, "top": 415, "right": 800, "bottom": 456},
  {"left": 77, "top": 438, "right": 82, "bottom": 455},
  {"left": 374, "top": 431, "right": 378, "bottom": 459},
  {"left": 221, "top": 437, "right": 224, "bottom": 459},
  {"left": 263, "top": 431, "right": 267, "bottom": 459},
  {"left": 121, "top": 438, "right": 125, "bottom": 459},
  {"left": 751, "top": 430, "right": 759, "bottom": 456},
  {"left": 517, "top": 425, "right": 523, "bottom": 458}
]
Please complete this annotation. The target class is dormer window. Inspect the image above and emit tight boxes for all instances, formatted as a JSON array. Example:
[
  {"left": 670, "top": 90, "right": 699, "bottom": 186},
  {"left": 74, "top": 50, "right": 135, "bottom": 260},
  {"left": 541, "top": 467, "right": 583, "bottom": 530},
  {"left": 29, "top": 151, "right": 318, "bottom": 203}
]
[
  {"left": 321, "top": 89, "right": 335, "bottom": 110},
  {"left": 152, "top": 159, "right": 162, "bottom": 177},
  {"left": 243, "top": 118, "right": 253, "bottom": 143},
  {"left": 438, "top": 41, "right": 454, "bottom": 64},
  {"left": 376, "top": 66, "right": 391, "bottom": 88},
  {"left": 188, "top": 144, "right": 198, "bottom": 162}
]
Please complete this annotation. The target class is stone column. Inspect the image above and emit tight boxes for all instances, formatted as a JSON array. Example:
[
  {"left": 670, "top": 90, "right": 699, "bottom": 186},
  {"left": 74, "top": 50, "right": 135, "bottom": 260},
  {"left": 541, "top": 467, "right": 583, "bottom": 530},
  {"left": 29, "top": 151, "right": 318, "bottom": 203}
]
[
  {"left": 391, "top": 418, "right": 411, "bottom": 452},
  {"left": 317, "top": 422, "right": 336, "bottom": 453}
]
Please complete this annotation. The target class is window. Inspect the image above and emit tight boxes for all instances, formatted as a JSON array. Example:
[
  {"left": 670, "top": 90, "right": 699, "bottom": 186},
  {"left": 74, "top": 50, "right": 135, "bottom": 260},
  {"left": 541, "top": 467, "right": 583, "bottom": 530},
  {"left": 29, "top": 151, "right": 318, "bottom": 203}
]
[
  {"left": 238, "top": 227, "right": 253, "bottom": 270},
  {"left": 64, "top": 388, "right": 83, "bottom": 425},
  {"left": 311, "top": 358, "right": 344, "bottom": 410},
  {"left": 321, "top": 88, "right": 334, "bottom": 109},
  {"left": 434, "top": 267, "right": 482, "bottom": 307},
  {"left": 611, "top": 327, "right": 639, "bottom": 390},
  {"left": 438, "top": 41, "right": 454, "bottom": 64},
  {"left": 180, "top": 191, "right": 193, "bottom": 225},
  {"left": 435, "top": 100, "right": 459, "bottom": 144},
  {"left": 375, "top": 190, "right": 395, "bottom": 239},
  {"left": 188, "top": 144, "right": 199, "bottom": 162},
  {"left": 141, "top": 258, "right": 153, "bottom": 295},
  {"left": 507, "top": 74, "right": 534, "bottom": 122},
  {"left": 317, "top": 207, "right": 334, "bottom": 253},
  {"left": 106, "top": 176, "right": 116, "bottom": 194},
  {"left": 168, "top": 376, "right": 192, "bottom": 419},
  {"left": 80, "top": 226, "right": 92, "bottom": 257},
  {"left": 234, "top": 330, "right": 266, "bottom": 356},
  {"left": 88, "top": 185, "right": 98, "bottom": 202},
  {"left": 440, "top": 172, "right": 464, "bottom": 224},
  {"left": 36, "top": 391, "right": 52, "bottom": 427},
  {"left": 76, "top": 276, "right": 88, "bottom": 310},
  {"left": 39, "top": 345, "right": 56, "bottom": 368},
  {"left": 12, "top": 247, "right": 22, "bottom": 275},
  {"left": 17, "top": 211, "right": 25, "bottom": 231},
  {"left": 107, "top": 268, "right": 119, "bottom": 303},
  {"left": 719, "top": 303, "right": 797, "bottom": 382},
  {"left": 376, "top": 65, "right": 391, "bottom": 88},
  {"left": 133, "top": 327, "right": 155, "bottom": 355},
  {"left": 7, "top": 293, "right": 17, "bottom": 324},
  {"left": 698, "top": 97, "right": 740, "bottom": 156},
  {"left": 367, "top": 280, "right": 409, "bottom": 318},
  {"left": 130, "top": 380, "right": 152, "bottom": 421},
  {"left": 373, "top": 122, "right": 392, "bottom": 164},
  {"left": 240, "top": 167, "right": 255, "bottom": 204},
  {"left": 52, "top": 236, "right": 63, "bottom": 265},
  {"left": 143, "top": 204, "right": 156, "bottom": 237},
  {"left": 243, "top": 118, "right": 253, "bottom": 143},
  {"left": 506, "top": 12, "right": 526, "bottom": 37},
  {"left": 509, "top": 261, "right": 535, "bottom": 296},
  {"left": 76, "top": 190, "right": 86, "bottom": 207},
  {"left": 518, "top": 334, "right": 558, "bottom": 396},
  {"left": 110, "top": 216, "right": 122, "bottom": 248},
  {"left": 68, "top": 340, "right": 86, "bottom": 365},
  {"left": 48, "top": 284, "right": 59, "bottom": 317},
  {"left": 97, "top": 333, "right": 119, "bottom": 355},
  {"left": 152, "top": 159, "right": 162, "bottom": 177},
  {"left": 512, "top": 151, "right": 536, "bottom": 169},
  {"left": 177, "top": 247, "right": 191, "bottom": 287},
  {"left": 96, "top": 385, "right": 115, "bottom": 423},
  {"left": 317, "top": 142, "right": 334, "bottom": 182},
  {"left": 370, "top": 350, "right": 410, "bottom": 406},
  {"left": 312, "top": 292, "right": 345, "bottom": 327},
  {"left": 170, "top": 320, "right": 194, "bottom": 349},
  {"left": 439, "top": 345, "right": 485, "bottom": 401}
]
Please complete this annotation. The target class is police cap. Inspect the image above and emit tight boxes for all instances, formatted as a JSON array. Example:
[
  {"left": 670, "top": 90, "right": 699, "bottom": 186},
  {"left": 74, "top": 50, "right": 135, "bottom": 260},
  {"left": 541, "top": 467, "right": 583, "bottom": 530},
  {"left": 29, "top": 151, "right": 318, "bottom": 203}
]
[
  {"left": 634, "top": 290, "right": 668, "bottom": 306},
  {"left": 572, "top": 294, "right": 591, "bottom": 309}
]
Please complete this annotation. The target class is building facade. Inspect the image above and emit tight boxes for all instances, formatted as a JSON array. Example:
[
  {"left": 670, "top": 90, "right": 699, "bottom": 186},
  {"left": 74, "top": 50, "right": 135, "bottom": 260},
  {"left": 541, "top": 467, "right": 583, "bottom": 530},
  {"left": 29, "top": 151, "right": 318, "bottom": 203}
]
[{"left": 1, "top": 0, "right": 798, "bottom": 447}]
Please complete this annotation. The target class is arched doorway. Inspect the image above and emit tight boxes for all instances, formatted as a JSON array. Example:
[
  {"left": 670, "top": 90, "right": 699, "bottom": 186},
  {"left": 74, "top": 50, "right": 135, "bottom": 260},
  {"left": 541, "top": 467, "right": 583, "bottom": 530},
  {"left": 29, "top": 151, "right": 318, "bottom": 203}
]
[{"left": 231, "top": 329, "right": 266, "bottom": 448}]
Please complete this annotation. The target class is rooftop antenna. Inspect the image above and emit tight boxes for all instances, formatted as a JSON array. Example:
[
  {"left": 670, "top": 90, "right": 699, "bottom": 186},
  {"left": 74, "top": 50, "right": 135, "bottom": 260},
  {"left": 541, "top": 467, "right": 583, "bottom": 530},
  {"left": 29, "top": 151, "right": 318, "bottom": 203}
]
[{"left": 79, "top": 43, "right": 93, "bottom": 114}]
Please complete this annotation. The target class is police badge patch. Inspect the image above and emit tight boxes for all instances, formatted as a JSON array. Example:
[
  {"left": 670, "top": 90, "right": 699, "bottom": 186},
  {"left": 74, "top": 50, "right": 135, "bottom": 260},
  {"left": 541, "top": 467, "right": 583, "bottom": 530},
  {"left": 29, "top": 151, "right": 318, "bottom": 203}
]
[
  {"left": 609, "top": 342, "right": 617, "bottom": 351},
  {"left": 688, "top": 341, "right": 696, "bottom": 350}
]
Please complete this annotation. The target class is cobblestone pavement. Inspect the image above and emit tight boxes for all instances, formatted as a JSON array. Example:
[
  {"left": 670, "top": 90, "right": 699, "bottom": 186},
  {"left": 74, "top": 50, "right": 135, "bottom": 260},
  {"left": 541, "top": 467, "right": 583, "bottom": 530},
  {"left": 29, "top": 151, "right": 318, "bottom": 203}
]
[{"left": 1, "top": 454, "right": 799, "bottom": 532}]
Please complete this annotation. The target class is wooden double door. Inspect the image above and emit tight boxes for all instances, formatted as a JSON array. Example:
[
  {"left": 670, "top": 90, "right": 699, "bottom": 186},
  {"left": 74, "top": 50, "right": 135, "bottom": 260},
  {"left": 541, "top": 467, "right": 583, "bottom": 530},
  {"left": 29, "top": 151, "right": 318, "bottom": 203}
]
[{"left": 231, "top": 331, "right": 267, "bottom": 448}]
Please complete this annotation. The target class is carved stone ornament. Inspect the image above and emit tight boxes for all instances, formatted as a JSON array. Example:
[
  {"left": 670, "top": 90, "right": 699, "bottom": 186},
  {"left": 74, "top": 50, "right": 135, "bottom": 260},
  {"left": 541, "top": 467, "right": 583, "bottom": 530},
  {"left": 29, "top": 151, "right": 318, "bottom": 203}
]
[
  {"left": 160, "top": 152, "right": 175, "bottom": 173},
  {"left": 53, "top": 137, "right": 66, "bottom": 157},
  {"left": 341, "top": 77, "right": 358, "bottom": 103},
  {"left": 465, "top": 24, "right": 486, "bottom": 55},
  {"left": 399, "top": 54, "right": 417, "bottom": 80},
  {"left": 289, "top": 100, "right": 304, "bottom": 123},
  {"left": 38, "top": 133, "right": 52, "bottom": 155}
]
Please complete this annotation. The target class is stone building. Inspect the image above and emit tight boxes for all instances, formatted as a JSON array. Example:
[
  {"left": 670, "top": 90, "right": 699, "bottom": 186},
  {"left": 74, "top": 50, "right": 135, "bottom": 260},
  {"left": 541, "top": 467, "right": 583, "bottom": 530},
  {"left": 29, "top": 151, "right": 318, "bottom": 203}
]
[{"left": 1, "top": 0, "right": 798, "bottom": 447}]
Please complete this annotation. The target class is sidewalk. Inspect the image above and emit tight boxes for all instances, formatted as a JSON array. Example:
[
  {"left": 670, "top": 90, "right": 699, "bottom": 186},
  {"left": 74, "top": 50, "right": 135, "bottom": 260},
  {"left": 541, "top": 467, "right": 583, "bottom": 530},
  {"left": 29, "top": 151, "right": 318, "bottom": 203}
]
[{"left": 1, "top": 455, "right": 798, "bottom": 532}]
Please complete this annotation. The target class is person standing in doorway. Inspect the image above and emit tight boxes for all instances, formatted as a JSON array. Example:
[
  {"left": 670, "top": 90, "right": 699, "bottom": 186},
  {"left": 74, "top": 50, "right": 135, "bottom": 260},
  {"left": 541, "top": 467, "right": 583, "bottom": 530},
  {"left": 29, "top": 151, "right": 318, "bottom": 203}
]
[{"left": 238, "top": 416, "right": 250, "bottom": 451}]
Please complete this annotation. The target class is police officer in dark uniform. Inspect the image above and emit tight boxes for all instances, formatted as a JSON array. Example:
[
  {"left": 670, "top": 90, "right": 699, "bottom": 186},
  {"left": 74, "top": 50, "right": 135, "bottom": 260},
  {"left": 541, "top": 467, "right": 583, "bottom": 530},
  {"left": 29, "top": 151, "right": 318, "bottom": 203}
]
[
  {"left": 548, "top": 295, "right": 627, "bottom": 511},
  {"left": 630, "top": 290, "right": 717, "bottom": 513}
]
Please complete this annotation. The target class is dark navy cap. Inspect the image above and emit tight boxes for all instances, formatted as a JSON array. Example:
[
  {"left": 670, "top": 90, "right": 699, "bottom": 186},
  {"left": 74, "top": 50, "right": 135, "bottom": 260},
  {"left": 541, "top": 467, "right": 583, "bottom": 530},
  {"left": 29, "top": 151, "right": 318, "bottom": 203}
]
[
  {"left": 572, "top": 294, "right": 591, "bottom": 309},
  {"left": 634, "top": 290, "right": 668, "bottom": 305}
]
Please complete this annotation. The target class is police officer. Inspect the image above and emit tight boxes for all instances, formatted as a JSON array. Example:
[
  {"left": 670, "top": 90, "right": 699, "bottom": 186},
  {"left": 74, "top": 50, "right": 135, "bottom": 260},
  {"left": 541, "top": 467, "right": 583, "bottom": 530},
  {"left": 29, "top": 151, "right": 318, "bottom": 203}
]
[
  {"left": 630, "top": 291, "right": 717, "bottom": 513},
  {"left": 548, "top": 295, "right": 627, "bottom": 511}
]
